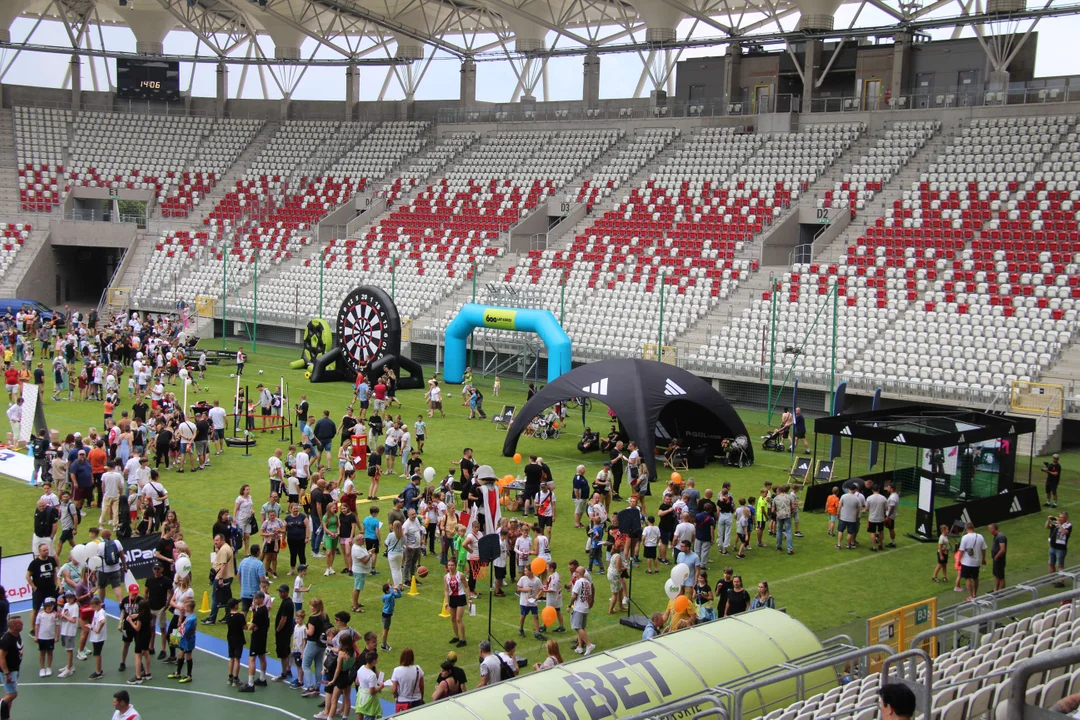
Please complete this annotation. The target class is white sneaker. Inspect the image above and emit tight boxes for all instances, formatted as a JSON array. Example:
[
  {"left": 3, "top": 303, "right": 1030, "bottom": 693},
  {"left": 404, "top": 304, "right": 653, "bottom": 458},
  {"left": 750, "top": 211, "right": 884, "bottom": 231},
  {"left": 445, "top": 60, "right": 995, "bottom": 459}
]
[
  {"left": 45, "top": 667, "right": 52, "bottom": 677},
  {"left": 324, "top": 569, "right": 331, "bottom": 576},
  {"left": 57, "top": 668, "right": 70, "bottom": 678},
  {"left": 573, "top": 646, "right": 585, "bottom": 655},
  {"left": 327, "top": 568, "right": 335, "bottom": 575},
  {"left": 584, "top": 644, "right": 595, "bottom": 656},
  {"left": 39, "top": 669, "right": 46, "bottom": 678},
  {"left": 77, "top": 652, "right": 89, "bottom": 661}
]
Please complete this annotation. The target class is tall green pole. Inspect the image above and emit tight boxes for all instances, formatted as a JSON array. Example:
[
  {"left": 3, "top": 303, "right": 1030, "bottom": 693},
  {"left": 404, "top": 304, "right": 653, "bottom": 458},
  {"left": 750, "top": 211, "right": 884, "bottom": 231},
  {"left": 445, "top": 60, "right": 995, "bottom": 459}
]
[
  {"left": 252, "top": 250, "right": 258, "bottom": 353},
  {"left": 391, "top": 258, "right": 396, "bottom": 300},
  {"left": 469, "top": 259, "right": 477, "bottom": 369},
  {"left": 221, "top": 243, "right": 227, "bottom": 350},
  {"left": 560, "top": 269, "right": 566, "bottom": 325},
  {"left": 830, "top": 281, "right": 838, "bottom": 409},
  {"left": 766, "top": 275, "right": 777, "bottom": 425},
  {"left": 657, "top": 273, "right": 665, "bottom": 359},
  {"left": 318, "top": 245, "right": 325, "bottom": 320}
]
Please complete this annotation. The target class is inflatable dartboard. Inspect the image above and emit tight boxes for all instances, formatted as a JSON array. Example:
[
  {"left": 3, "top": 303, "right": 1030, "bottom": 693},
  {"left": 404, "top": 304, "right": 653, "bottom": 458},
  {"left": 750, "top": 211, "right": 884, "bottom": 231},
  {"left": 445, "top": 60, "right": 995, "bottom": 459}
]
[{"left": 335, "top": 285, "right": 402, "bottom": 374}]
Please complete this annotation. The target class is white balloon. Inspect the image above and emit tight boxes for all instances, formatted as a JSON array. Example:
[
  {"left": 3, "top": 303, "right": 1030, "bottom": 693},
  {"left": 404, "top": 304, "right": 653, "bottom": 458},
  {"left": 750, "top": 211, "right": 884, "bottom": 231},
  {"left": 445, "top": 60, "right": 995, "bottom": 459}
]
[
  {"left": 664, "top": 579, "right": 680, "bottom": 600},
  {"left": 87, "top": 556, "right": 103, "bottom": 571},
  {"left": 70, "top": 544, "right": 88, "bottom": 564},
  {"left": 185, "top": 378, "right": 192, "bottom": 386},
  {"left": 175, "top": 555, "right": 192, "bottom": 579},
  {"left": 179, "top": 368, "right": 189, "bottom": 378},
  {"left": 423, "top": 467, "right": 436, "bottom": 483},
  {"left": 670, "top": 563, "right": 690, "bottom": 586}
]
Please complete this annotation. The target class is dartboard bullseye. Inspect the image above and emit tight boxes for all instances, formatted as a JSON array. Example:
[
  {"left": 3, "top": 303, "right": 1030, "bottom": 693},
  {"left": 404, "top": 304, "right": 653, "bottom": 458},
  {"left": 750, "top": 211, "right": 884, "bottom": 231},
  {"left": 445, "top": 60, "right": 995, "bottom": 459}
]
[{"left": 335, "top": 286, "right": 402, "bottom": 374}]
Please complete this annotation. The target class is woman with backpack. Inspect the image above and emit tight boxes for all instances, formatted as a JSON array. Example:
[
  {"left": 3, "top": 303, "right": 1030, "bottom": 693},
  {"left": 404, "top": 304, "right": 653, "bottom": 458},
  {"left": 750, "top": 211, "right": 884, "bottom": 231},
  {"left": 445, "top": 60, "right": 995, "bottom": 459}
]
[
  {"left": 319, "top": 632, "right": 358, "bottom": 720},
  {"left": 430, "top": 659, "right": 463, "bottom": 700}
]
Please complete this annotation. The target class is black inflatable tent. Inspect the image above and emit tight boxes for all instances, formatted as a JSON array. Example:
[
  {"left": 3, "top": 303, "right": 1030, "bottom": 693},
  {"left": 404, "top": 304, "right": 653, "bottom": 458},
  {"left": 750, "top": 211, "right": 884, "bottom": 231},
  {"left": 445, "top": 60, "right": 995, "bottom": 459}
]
[{"left": 502, "top": 359, "right": 752, "bottom": 478}]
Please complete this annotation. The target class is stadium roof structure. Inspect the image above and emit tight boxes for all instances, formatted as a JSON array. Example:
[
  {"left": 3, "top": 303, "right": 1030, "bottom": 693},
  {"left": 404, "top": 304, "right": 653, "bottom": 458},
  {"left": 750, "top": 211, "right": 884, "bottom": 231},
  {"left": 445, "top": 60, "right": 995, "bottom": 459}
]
[
  {"left": 2, "top": 0, "right": 1078, "bottom": 101},
  {"left": 813, "top": 405, "right": 1037, "bottom": 448}
]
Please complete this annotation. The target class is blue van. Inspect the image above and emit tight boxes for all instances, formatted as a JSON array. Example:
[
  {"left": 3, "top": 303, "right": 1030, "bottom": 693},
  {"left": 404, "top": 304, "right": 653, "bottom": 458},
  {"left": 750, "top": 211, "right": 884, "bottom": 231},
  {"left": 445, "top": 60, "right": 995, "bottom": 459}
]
[{"left": 0, "top": 299, "right": 65, "bottom": 325}]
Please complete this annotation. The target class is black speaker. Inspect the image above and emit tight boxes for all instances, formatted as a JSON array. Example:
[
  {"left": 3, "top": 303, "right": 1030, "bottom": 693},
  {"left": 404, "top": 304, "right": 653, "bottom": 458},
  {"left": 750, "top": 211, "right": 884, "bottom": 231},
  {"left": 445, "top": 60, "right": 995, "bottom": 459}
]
[
  {"left": 688, "top": 446, "right": 709, "bottom": 469},
  {"left": 477, "top": 533, "right": 501, "bottom": 564},
  {"left": 617, "top": 508, "right": 642, "bottom": 535}
]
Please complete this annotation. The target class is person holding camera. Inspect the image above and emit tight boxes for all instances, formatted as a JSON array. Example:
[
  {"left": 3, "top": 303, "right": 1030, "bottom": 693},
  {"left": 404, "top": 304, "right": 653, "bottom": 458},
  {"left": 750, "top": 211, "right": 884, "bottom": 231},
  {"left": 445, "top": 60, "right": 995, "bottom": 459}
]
[
  {"left": 1047, "top": 511, "right": 1072, "bottom": 586},
  {"left": 1044, "top": 454, "right": 1062, "bottom": 508}
]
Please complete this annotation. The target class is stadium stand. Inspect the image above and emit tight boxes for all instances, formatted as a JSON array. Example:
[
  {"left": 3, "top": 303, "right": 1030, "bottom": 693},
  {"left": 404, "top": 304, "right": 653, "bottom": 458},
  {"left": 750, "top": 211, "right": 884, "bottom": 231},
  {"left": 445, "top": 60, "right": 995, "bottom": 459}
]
[
  {"left": 691, "top": 116, "right": 1080, "bottom": 403},
  {"left": 14, "top": 106, "right": 69, "bottom": 212},
  {"left": 457, "top": 124, "right": 863, "bottom": 357},
  {"left": 249, "top": 129, "right": 617, "bottom": 323}
]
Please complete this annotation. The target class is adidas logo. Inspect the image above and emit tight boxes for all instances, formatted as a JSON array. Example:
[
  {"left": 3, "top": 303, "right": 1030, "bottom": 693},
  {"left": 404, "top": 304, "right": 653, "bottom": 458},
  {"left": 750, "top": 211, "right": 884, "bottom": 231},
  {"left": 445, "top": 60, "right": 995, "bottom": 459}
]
[
  {"left": 840, "top": 426, "right": 852, "bottom": 436},
  {"left": 583, "top": 378, "right": 609, "bottom": 396},
  {"left": 959, "top": 509, "right": 973, "bottom": 526},
  {"left": 918, "top": 523, "right": 927, "bottom": 536},
  {"left": 1010, "top": 496, "right": 1023, "bottom": 513},
  {"left": 893, "top": 433, "right": 907, "bottom": 444},
  {"left": 957, "top": 434, "right": 966, "bottom": 443},
  {"left": 663, "top": 379, "right": 687, "bottom": 396}
]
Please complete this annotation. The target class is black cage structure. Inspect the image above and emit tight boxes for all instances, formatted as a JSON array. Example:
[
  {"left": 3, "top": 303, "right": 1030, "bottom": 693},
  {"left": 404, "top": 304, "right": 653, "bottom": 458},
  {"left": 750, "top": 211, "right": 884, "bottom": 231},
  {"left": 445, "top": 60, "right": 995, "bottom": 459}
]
[{"left": 805, "top": 405, "right": 1039, "bottom": 540}]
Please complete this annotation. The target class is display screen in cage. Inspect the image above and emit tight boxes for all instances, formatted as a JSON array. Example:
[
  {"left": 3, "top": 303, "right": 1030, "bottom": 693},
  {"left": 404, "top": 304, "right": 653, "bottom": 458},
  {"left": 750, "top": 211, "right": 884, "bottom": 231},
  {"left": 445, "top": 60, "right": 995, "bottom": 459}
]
[{"left": 116, "top": 59, "right": 181, "bottom": 101}]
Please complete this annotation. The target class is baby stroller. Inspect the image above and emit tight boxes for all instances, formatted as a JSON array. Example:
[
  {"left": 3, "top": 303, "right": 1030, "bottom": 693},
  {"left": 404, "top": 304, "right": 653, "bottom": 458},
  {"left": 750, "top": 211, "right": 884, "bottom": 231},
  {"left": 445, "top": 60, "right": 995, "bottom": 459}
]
[
  {"left": 761, "top": 427, "right": 787, "bottom": 452},
  {"left": 722, "top": 436, "right": 752, "bottom": 468},
  {"left": 528, "top": 411, "right": 562, "bottom": 440}
]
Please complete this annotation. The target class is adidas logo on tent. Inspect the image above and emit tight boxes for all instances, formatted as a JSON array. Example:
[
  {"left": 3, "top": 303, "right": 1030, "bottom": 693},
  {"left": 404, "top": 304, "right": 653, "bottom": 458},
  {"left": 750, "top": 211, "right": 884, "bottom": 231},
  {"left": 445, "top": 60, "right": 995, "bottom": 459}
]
[
  {"left": 583, "top": 378, "right": 609, "bottom": 396},
  {"left": 957, "top": 434, "right": 966, "bottom": 443},
  {"left": 918, "top": 523, "right": 927, "bottom": 536},
  {"left": 893, "top": 433, "right": 907, "bottom": 444},
  {"left": 840, "top": 426, "right": 853, "bottom": 436},
  {"left": 1010, "top": 496, "right": 1023, "bottom": 514},
  {"left": 959, "top": 509, "right": 973, "bottom": 526},
  {"left": 663, "top": 379, "right": 687, "bottom": 396}
]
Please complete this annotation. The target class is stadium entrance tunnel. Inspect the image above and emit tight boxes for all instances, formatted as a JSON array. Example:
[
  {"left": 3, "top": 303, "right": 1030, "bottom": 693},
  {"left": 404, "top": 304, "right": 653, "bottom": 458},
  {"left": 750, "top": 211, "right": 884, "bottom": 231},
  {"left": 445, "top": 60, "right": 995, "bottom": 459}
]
[{"left": 52, "top": 243, "right": 124, "bottom": 307}]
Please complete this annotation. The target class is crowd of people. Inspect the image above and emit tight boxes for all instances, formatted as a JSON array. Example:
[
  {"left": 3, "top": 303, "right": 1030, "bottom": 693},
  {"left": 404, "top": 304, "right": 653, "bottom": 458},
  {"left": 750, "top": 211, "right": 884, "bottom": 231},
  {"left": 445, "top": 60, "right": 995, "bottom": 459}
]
[{"left": 0, "top": 306, "right": 1063, "bottom": 720}]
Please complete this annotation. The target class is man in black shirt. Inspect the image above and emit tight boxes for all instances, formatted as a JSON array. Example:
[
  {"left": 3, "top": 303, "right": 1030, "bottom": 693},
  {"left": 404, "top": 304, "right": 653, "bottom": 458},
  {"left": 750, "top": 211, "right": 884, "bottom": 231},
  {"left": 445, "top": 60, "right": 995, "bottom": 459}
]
[
  {"left": 31, "top": 430, "right": 49, "bottom": 486},
  {"left": 274, "top": 585, "right": 295, "bottom": 682},
  {"left": 523, "top": 456, "right": 543, "bottom": 516},
  {"left": 453, "top": 448, "right": 475, "bottom": 492},
  {"left": 312, "top": 411, "right": 337, "bottom": 468},
  {"left": 309, "top": 481, "right": 328, "bottom": 557},
  {"left": 131, "top": 398, "right": 149, "bottom": 425},
  {"left": 610, "top": 441, "right": 627, "bottom": 500},
  {"left": 0, "top": 616, "right": 23, "bottom": 711},
  {"left": 155, "top": 531, "right": 176, "bottom": 581},
  {"left": 239, "top": 591, "right": 270, "bottom": 692},
  {"left": 153, "top": 421, "right": 173, "bottom": 470},
  {"left": 194, "top": 413, "right": 212, "bottom": 470},
  {"left": 1045, "top": 453, "right": 1062, "bottom": 508},
  {"left": 295, "top": 395, "right": 309, "bottom": 428},
  {"left": 339, "top": 409, "right": 358, "bottom": 449},
  {"left": 25, "top": 544, "right": 57, "bottom": 632},
  {"left": 31, "top": 499, "right": 58, "bottom": 561},
  {"left": 145, "top": 565, "right": 172, "bottom": 659}
]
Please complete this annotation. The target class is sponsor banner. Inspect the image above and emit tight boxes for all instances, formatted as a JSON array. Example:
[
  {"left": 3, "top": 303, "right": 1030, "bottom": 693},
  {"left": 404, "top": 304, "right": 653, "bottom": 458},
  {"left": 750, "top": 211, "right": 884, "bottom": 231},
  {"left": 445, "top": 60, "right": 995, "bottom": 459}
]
[
  {"left": 935, "top": 484, "right": 1040, "bottom": 531},
  {"left": 481, "top": 308, "right": 517, "bottom": 331},
  {"left": 1, "top": 551, "right": 36, "bottom": 603},
  {"left": 0, "top": 448, "right": 35, "bottom": 483},
  {"left": 120, "top": 533, "right": 164, "bottom": 580}
]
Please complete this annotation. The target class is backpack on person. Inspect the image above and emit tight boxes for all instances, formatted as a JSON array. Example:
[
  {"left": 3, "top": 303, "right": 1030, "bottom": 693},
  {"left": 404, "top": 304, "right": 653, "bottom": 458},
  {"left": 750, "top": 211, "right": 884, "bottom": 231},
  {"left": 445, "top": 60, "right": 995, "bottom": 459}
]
[
  {"left": 497, "top": 655, "right": 517, "bottom": 681},
  {"left": 102, "top": 539, "right": 121, "bottom": 566}
]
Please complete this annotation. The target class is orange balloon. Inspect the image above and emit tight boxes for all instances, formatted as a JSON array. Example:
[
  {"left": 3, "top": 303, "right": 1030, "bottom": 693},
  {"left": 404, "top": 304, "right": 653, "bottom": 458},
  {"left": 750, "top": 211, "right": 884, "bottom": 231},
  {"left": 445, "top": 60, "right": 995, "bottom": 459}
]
[
  {"left": 671, "top": 472, "right": 683, "bottom": 485},
  {"left": 530, "top": 557, "right": 548, "bottom": 575},
  {"left": 513, "top": 453, "right": 522, "bottom": 464},
  {"left": 552, "top": 421, "right": 560, "bottom": 429},
  {"left": 673, "top": 595, "right": 690, "bottom": 613},
  {"left": 541, "top": 605, "right": 557, "bottom": 627}
]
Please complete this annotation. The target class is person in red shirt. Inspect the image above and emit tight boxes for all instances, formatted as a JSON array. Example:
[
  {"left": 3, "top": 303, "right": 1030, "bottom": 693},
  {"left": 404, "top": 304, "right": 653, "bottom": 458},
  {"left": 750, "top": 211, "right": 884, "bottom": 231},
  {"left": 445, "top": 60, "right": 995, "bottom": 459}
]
[
  {"left": 3, "top": 365, "right": 19, "bottom": 402},
  {"left": 372, "top": 379, "right": 388, "bottom": 415}
]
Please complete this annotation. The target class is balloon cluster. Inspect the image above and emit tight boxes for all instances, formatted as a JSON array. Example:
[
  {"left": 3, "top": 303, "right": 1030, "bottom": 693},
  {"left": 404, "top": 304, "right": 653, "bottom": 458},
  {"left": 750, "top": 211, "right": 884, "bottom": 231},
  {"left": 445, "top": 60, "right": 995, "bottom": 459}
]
[{"left": 663, "top": 563, "right": 692, "bottom": 612}]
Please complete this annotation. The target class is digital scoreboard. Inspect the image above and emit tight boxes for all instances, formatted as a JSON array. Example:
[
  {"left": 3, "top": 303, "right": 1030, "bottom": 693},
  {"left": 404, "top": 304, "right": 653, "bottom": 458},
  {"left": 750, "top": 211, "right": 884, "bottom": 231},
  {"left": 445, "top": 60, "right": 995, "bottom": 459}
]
[{"left": 116, "top": 59, "right": 180, "bottom": 101}]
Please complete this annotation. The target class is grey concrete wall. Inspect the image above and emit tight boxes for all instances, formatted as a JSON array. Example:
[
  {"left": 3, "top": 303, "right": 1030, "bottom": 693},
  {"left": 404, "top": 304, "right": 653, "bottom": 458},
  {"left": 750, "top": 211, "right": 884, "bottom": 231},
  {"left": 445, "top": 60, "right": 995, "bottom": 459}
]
[
  {"left": 49, "top": 220, "right": 137, "bottom": 249},
  {"left": 15, "top": 239, "right": 58, "bottom": 306},
  {"left": 508, "top": 211, "right": 550, "bottom": 253},
  {"left": 760, "top": 210, "right": 801, "bottom": 266}
]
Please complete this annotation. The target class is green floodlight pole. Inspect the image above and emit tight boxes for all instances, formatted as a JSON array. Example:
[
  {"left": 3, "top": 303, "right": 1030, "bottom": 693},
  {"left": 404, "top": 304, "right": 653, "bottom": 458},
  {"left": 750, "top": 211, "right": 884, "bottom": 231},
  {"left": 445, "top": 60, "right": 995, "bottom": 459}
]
[
  {"left": 221, "top": 242, "right": 228, "bottom": 350},
  {"left": 391, "top": 257, "right": 397, "bottom": 300},
  {"left": 830, "top": 279, "right": 839, "bottom": 410},
  {"left": 560, "top": 268, "right": 566, "bottom": 325},
  {"left": 766, "top": 274, "right": 777, "bottom": 425},
  {"left": 469, "top": 258, "right": 477, "bottom": 369},
  {"left": 657, "top": 272, "right": 666, "bottom": 358},
  {"left": 318, "top": 243, "right": 326, "bottom": 321},
  {"left": 252, "top": 250, "right": 258, "bottom": 353}
]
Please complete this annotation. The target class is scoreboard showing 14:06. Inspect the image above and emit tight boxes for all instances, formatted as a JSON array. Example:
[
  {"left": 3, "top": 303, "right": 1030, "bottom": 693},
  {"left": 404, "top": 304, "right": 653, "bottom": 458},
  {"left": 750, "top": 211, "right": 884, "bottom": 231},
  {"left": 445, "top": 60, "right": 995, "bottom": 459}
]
[{"left": 116, "top": 59, "right": 181, "bottom": 101}]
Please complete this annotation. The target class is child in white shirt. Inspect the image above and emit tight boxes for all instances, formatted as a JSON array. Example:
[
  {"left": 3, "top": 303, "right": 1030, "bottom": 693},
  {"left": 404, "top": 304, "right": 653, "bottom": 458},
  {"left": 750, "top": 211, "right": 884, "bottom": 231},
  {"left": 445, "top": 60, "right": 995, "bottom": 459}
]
[
  {"left": 290, "top": 610, "right": 307, "bottom": 688},
  {"left": 58, "top": 593, "right": 79, "bottom": 677},
  {"left": 35, "top": 598, "right": 58, "bottom": 676}
]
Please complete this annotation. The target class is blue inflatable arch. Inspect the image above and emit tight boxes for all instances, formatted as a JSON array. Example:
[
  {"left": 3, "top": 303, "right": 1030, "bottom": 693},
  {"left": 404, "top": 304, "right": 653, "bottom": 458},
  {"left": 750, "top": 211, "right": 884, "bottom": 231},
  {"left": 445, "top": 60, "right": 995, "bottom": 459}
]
[{"left": 443, "top": 303, "right": 572, "bottom": 384}]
